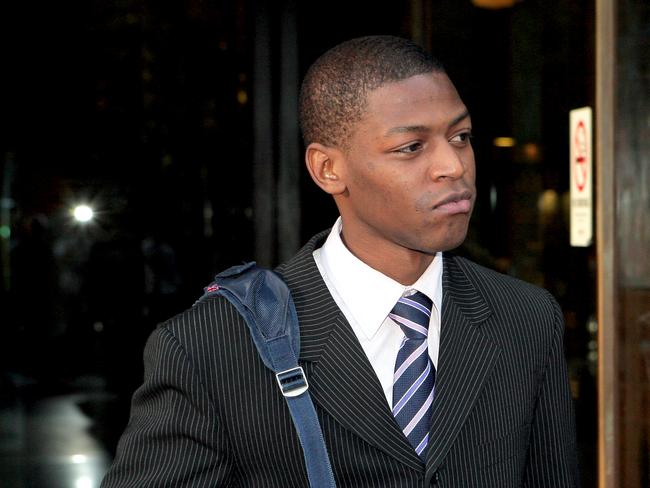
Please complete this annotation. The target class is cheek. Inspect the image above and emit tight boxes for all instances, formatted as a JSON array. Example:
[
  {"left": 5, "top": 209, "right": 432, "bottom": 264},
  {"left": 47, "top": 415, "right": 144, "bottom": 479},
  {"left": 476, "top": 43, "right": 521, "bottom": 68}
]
[
  {"left": 378, "top": 182, "right": 414, "bottom": 213},
  {"left": 350, "top": 165, "right": 402, "bottom": 204},
  {"left": 465, "top": 153, "right": 477, "bottom": 182},
  {"left": 414, "top": 191, "right": 436, "bottom": 212}
]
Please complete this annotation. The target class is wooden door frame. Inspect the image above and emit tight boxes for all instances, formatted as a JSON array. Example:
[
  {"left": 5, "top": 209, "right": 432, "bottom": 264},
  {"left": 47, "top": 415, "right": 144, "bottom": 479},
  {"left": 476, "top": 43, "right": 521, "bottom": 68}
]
[{"left": 596, "top": 0, "right": 618, "bottom": 486}]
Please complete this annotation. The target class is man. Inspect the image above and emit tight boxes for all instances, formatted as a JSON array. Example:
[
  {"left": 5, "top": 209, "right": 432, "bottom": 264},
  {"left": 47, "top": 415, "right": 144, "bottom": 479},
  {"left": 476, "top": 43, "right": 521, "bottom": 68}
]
[{"left": 102, "top": 36, "right": 579, "bottom": 487}]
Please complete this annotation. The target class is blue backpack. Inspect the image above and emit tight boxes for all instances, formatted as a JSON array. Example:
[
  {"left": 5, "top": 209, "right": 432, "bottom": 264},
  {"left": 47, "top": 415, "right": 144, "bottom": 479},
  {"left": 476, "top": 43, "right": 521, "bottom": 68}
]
[{"left": 200, "top": 262, "right": 336, "bottom": 488}]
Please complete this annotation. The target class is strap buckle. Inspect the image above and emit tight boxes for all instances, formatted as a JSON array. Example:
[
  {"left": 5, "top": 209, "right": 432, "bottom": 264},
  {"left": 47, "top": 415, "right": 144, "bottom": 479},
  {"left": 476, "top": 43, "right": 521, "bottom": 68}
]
[{"left": 276, "top": 366, "right": 308, "bottom": 397}]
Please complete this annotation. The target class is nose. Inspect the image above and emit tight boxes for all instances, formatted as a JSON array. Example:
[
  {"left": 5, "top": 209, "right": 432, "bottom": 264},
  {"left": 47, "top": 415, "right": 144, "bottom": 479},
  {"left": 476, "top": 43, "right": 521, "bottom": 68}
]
[{"left": 428, "top": 142, "right": 470, "bottom": 181}]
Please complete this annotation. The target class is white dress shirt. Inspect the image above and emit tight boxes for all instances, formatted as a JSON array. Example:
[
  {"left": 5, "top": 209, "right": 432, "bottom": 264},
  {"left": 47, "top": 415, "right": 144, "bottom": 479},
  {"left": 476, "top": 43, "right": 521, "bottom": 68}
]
[{"left": 313, "top": 217, "right": 443, "bottom": 408}]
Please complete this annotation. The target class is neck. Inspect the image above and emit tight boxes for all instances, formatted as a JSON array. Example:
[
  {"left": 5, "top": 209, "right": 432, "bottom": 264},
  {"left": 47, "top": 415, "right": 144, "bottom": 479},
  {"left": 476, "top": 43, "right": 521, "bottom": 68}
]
[{"left": 339, "top": 230, "right": 435, "bottom": 285}]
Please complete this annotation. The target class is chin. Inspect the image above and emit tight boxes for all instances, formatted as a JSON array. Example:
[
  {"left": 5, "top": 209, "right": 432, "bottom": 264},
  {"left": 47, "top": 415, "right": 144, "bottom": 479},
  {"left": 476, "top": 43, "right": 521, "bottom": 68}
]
[
  {"left": 427, "top": 230, "right": 469, "bottom": 253},
  {"left": 413, "top": 239, "right": 463, "bottom": 256}
]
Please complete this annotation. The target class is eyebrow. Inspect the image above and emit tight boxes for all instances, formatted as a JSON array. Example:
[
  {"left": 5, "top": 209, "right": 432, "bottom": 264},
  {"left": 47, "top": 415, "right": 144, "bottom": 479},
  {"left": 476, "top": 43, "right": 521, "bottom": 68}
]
[
  {"left": 448, "top": 109, "right": 471, "bottom": 128},
  {"left": 384, "top": 109, "right": 471, "bottom": 137}
]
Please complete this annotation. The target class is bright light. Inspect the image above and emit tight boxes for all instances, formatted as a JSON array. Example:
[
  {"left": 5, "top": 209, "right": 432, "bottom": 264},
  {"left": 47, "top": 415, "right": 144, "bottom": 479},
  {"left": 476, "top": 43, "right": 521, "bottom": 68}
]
[
  {"left": 73, "top": 205, "right": 94, "bottom": 223},
  {"left": 538, "top": 189, "right": 559, "bottom": 215},
  {"left": 75, "top": 476, "right": 93, "bottom": 488},
  {"left": 493, "top": 137, "right": 516, "bottom": 148},
  {"left": 472, "top": 0, "right": 518, "bottom": 8},
  {"left": 71, "top": 454, "right": 87, "bottom": 464}
]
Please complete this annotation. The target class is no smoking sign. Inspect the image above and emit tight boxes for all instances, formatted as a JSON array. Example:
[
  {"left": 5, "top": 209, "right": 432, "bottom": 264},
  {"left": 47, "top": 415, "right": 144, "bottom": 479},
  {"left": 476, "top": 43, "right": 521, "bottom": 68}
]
[{"left": 570, "top": 107, "right": 593, "bottom": 247}]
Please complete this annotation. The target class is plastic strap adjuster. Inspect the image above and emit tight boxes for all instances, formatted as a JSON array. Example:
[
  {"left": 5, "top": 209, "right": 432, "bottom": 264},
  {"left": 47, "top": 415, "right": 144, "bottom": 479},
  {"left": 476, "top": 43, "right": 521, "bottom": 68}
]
[{"left": 276, "top": 366, "right": 309, "bottom": 397}]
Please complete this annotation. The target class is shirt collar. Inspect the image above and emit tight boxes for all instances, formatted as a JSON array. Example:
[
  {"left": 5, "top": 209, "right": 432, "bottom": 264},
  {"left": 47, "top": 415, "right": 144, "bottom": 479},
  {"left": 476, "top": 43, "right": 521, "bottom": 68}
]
[{"left": 319, "top": 217, "right": 443, "bottom": 340}]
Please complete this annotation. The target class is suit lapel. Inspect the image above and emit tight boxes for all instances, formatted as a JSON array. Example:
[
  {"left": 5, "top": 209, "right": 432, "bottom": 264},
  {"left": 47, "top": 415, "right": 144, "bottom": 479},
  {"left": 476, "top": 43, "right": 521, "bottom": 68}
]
[
  {"left": 307, "top": 313, "right": 423, "bottom": 470},
  {"left": 277, "top": 232, "right": 423, "bottom": 471},
  {"left": 424, "top": 254, "right": 500, "bottom": 479}
]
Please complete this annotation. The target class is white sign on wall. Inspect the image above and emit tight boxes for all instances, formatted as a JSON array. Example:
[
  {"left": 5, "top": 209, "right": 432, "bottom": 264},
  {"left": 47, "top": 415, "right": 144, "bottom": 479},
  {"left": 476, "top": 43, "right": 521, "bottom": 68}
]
[{"left": 570, "top": 107, "right": 593, "bottom": 247}]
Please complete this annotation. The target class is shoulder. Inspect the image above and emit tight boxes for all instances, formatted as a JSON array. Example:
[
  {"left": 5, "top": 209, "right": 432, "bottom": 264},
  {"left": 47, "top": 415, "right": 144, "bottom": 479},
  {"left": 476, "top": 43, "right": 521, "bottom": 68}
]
[
  {"left": 145, "top": 295, "right": 268, "bottom": 395},
  {"left": 154, "top": 295, "right": 251, "bottom": 360},
  {"left": 445, "top": 255, "right": 566, "bottom": 379},
  {"left": 447, "top": 254, "right": 558, "bottom": 305},
  {"left": 445, "top": 253, "right": 562, "bottom": 328},
  {"left": 152, "top": 229, "right": 330, "bottom": 356}
]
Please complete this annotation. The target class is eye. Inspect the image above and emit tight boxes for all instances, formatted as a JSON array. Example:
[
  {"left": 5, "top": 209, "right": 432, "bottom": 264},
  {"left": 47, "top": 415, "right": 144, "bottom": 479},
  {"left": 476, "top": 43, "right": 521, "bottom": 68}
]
[
  {"left": 450, "top": 130, "right": 473, "bottom": 145},
  {"left": 395, "top": 142, "right": 424, "bottom": 154}
]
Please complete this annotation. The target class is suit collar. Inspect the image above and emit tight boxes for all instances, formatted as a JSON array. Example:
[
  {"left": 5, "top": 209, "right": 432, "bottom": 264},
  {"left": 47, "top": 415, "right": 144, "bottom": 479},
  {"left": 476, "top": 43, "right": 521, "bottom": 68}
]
[
  {"left": 315, "top": 218, "right": 443, "bottom": 342},
  {"left": 277, "top": 241, "right": 494, "bottom": 361},
  {"left": 440, "top": 252, "right": 492, "bottom": 324}
]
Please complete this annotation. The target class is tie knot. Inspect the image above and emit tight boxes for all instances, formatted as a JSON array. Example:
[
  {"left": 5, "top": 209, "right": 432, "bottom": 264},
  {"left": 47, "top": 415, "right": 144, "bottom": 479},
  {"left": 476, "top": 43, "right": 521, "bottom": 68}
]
[{"left": 389, "top": 291, "right": 432, "bottom": 340}]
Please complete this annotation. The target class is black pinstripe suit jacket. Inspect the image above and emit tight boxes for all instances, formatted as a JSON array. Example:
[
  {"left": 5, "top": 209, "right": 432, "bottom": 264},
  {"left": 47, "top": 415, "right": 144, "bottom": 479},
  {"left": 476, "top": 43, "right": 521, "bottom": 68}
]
[{"left": 102, "top": 231, "right": 579, "bottom": 487}]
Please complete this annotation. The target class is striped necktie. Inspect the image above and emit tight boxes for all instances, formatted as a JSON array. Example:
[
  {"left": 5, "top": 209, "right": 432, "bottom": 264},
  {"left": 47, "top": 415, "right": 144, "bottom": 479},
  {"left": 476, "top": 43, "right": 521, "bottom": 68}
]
[{"left": 390, "top": 291, "right": 435, "bottom": 459}]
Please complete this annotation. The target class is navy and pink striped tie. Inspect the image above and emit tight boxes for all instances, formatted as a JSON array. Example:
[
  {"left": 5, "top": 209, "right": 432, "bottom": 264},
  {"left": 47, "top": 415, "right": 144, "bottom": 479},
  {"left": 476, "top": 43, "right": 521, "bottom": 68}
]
[{"left": 390, "top": 291, "right": 435, "bottom": 459}]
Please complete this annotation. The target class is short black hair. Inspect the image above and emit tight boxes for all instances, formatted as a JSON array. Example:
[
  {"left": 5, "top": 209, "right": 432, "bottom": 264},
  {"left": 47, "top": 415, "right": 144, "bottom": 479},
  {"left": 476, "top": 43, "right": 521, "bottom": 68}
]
[{"left": 299, "top": 35, "right": 445, "bottom": 148}]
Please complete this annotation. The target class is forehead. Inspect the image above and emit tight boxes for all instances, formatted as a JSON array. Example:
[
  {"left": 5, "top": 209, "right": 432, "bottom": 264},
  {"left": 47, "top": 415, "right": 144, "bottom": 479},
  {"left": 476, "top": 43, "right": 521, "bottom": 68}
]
[{"left": 361, "top": 72, "right": 466, "bottom": 130}]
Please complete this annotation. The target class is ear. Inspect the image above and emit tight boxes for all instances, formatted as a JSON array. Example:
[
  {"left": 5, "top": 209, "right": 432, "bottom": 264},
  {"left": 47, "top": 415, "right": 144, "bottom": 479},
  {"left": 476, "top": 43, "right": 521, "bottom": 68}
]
[{"left": 304, "top": 142, "right": 347, "bottom": 195}]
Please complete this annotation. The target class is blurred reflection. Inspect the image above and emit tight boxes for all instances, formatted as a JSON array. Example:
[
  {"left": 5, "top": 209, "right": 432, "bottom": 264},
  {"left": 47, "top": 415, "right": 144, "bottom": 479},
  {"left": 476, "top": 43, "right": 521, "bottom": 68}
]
[{"left": 0, "top": 389, "right": 111, "bottom": 488}]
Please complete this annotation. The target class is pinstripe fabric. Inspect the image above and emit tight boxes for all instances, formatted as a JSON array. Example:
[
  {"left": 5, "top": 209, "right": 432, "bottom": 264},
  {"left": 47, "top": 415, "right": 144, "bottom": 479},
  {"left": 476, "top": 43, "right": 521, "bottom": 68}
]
[{"left": 101, "top": 231, "right": 579, "bottom": 487}]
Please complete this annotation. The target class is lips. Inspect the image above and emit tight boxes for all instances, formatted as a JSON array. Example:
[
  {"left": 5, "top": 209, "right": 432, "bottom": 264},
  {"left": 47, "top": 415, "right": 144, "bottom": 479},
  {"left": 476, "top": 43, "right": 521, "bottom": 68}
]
[{"left": 432, "top": 190, "right": 474, "bottom": 214}]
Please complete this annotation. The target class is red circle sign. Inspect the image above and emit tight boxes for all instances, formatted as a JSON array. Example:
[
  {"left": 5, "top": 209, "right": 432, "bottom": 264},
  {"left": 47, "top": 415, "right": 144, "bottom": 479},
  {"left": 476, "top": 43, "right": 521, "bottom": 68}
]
[{"left": 574, "top": 120, "right": 588, "bottom": 192}]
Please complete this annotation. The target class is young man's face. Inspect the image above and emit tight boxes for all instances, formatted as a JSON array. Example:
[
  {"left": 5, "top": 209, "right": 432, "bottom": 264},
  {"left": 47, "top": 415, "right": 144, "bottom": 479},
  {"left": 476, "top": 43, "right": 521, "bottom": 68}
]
[{"left": 336, "top": 71, "right": 476, "bottom": 261}]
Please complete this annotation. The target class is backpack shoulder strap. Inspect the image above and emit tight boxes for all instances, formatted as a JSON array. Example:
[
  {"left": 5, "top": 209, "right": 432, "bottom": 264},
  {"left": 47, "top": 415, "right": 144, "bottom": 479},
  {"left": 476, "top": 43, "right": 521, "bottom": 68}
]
[{"left": 200, "top": 262, "right": 336, "bottom": 488}]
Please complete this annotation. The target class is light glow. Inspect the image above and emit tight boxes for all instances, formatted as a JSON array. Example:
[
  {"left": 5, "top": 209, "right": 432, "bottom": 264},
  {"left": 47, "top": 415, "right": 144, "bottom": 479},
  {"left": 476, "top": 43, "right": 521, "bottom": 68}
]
[
  {"left": 73, "top": 205, "right": 94, "bottom": 223},
  {"left": 71, "top": 454, "right": 87, "bottom": 464},
  {"left": 472, "top": 0, "right": 518, "bottom": 9},
  {"left": 75, "top": 476, "right": 93, "bottom": 488},
  {"left": 493, "top": 137, "right": 516, "bottom": 148}
]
